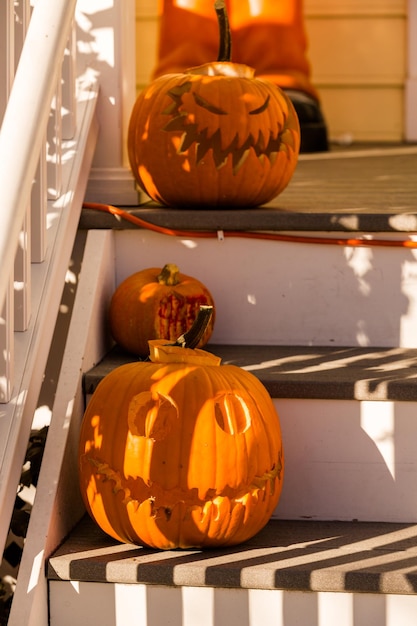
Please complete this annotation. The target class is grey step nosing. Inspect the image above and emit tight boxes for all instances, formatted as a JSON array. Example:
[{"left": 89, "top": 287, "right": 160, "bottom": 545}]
[
  {"left": 78, "top": 206, "right": 417, "bottom": 234},
  {"left": 83, "top": 345, "right": 417, "bottom": 402},
  {"left": 48, "top": 516, "right": 417, "bottom": 596}
]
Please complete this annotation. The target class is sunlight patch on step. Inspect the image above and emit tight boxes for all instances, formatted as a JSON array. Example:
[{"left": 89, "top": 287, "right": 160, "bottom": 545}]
[
  {"left": 243, "top": 350, "right": 417, "bottom": 376},
  {"left": 361, "top": 401, "right": 395, "bottom": 479},
  {"left": 400, "top": 259, "right": 417, "bottom": 348}
]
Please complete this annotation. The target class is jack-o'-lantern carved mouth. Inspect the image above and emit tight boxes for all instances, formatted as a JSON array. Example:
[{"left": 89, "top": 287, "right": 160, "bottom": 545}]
[{"left": 162, "top": 81, "right": 296, "bottom": 174}]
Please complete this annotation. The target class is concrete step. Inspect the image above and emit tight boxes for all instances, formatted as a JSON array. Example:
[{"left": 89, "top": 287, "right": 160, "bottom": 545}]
[
  {"left": 83, "top": 344, "right": 417, "bottom": 524},
  {"left": 47, "top": 514, "right": 417, "bottom": 626}
]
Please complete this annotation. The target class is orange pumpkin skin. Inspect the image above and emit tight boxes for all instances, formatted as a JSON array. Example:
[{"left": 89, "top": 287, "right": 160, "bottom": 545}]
[
  {"left": 128, "top": 62, "right": 300, "bottom": 208},
  {"left": 78, "top": 342, "right": 284, "bottom": 549},
  {"left": 109, "top": 264, "right": 215, "bottom": 356}
]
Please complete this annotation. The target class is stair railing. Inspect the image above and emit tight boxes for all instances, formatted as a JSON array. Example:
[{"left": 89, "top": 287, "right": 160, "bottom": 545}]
[{"left": 0, "top": 0, "right": 86, "bottom": 558}]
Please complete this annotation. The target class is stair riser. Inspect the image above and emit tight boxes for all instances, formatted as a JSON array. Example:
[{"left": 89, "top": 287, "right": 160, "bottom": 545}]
[
  {"left": 49, "top": 581, "right": 417, "bottom": 626},
  {"left": 274, "top": 398, "right": 417, "bottom": 523},
  {"left": 113, "top": 230, "right": 417, "bottom": 348}
]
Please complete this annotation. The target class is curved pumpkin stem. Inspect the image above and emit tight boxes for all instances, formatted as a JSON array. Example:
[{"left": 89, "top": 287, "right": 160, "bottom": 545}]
[
  {"left": 157, "top": 263, "right": 180, "bottom": 286},
  {"left": 174, "top": 305, "right": 214, "bottom": 349},
  {"left": 215, "top": 0, "right": 232, "bottom": 62}
]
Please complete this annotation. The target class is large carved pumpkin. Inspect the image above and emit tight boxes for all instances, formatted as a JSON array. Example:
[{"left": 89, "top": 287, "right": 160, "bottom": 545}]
[
  {"left": 109, "top": 263, "right": 215, "bottom": 357},
  {"left": 127, "top": 3, "right": 300, "bottom": 208},
  {"left": 78, "top": 335, "right": 284, "bottom": 549}
]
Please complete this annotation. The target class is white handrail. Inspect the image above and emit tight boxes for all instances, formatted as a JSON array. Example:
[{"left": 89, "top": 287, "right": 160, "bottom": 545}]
[{"left": 0, "top": 0, "right": 77, "bottom": 312}]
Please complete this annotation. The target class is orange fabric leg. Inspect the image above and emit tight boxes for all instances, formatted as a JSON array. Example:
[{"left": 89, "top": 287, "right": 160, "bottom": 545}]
[
  {"left": 152, "top": 0, "right": 318, "bottom": 100},
  {"left": 230, "top": 0, "right": 319, "bottom": 100},
  {"left": 152, "top": 0, "right": 219, "bottom": 77}
]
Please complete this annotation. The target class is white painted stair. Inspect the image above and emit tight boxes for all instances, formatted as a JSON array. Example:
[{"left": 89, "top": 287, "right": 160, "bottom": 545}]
[{"left": 47, "top": 146, "right": 417, "bottom": 626}]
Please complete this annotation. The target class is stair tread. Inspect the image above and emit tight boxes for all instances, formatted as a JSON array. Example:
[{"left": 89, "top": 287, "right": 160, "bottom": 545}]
[
  {"left": 79, "top": 146, "right": 417, "bottom": 233},
  {"left": 48, "top": 515, "right": 417, "bottom": 595},
  {"left": 84, "top": 344, "right": 417, "bottom": 401}
]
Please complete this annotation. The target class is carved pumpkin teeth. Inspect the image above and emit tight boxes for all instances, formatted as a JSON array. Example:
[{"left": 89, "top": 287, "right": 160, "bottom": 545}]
[
  {"left": 232, "top": 147, "right": 250, "bottom": 174},
  {"left": 162, "top": 82, "right": 290, "bottom": 173},
  {"left": 255, "top": 129, "right": 267, "bottom": 153},
  {"left": 280, "top": 127, "right": 298, "bottom": 152},
  {"left": 195, "top": 129, "right": 212, "bottom": 165},
  {"left": 267, "top": 151, "right": 277, "bottom": 165},
  {"left": 166, "top": 114, "right": 284, "bottom": 169},
  {"left": 208, "top": 129, "right": 229, "bottom": 169},
  {"left": 178, "top": 127, "right": 199, "bottom": 153}
]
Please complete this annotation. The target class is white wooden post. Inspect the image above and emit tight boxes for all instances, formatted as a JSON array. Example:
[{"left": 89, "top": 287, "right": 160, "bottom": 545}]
[{"left": 76, "top": 0, "right": 138, "bottom": 205}]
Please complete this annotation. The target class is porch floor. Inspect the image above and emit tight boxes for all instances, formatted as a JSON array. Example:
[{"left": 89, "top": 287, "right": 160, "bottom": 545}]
[
  {"left": 79, "top": 144, "right": 417, "bottom": 233},
  {"left": 48, "top": 515, "right": 417, "bottom": 596}
]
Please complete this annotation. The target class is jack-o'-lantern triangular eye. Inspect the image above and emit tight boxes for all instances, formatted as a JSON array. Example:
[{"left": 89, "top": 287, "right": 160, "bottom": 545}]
[
  {"left": 192, "top": 92, "right": 227, "bottom": 115},
  {"left": 249, "top": 95, "right": 270, "bottom": 115}
]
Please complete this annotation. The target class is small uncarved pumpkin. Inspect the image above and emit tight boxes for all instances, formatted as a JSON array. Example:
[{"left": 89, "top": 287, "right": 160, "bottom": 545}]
[
  {"left": 127, "top": 3, "right": 299, "bottom": 208},
  {"left": 109, "top": 263, "right": 215, "bottom": 356},
  {"left": 78, "top": 336, "right": 284, "bottom": 549}
]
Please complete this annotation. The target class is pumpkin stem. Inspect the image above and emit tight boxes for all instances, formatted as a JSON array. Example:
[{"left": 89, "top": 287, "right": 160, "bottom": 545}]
[
  {"left": 214, "top": 0, "right": 231, "bottom": 62},
  {"left": 174, "top": 305, "right": 214, "bottom": 349},
  {"left": 157, "top": 263, "right": 180, "bottom": 286}
]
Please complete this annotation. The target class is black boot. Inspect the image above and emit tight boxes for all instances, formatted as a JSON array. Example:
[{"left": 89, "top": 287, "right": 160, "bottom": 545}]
[{"left": 285, "top": 89, "right": 329, "bottom": 153}]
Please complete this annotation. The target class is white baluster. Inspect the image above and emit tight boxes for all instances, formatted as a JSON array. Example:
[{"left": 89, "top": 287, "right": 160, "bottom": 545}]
[
  {"left": 47, "top": 80, "right": 63, "bottom": 200},
  {"left": 31, "top": 139, "right": 47, "bottom": 263},
  {"left": 0, "top": 0, "right": 15, "bottom": 400},
  {"left": 62, "top": 21, "right": 77, "bottom": 140},
  {"left": 13, "top": 0, "right": 32, "bottom": 331},
  {"left": 14, "top": 214, "right": 31, "bottom": 332},
  {"left": 0, "top": 281, "right": 14, "bottom": 403}
]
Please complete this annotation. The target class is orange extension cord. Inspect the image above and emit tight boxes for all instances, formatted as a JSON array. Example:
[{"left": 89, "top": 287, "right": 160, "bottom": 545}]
[{"left": 82, "top": 202, "right": 417, "bottom": 249}]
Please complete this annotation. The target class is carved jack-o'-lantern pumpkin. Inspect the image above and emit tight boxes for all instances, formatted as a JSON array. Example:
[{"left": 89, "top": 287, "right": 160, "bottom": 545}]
[
  {"left": 109, "top": 263, "right": 215, "bottom": 357},
  {"left": 78, "top": 309, "right": 284, "bottom": 549},
  {"left": 128, "top": 2, "right": 300, "bottom": 208}
]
